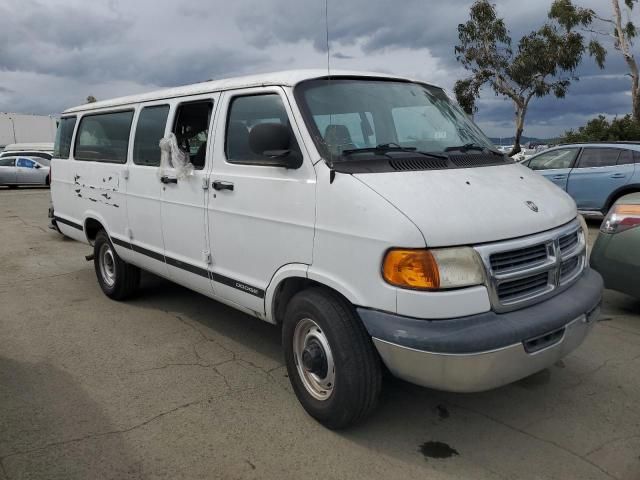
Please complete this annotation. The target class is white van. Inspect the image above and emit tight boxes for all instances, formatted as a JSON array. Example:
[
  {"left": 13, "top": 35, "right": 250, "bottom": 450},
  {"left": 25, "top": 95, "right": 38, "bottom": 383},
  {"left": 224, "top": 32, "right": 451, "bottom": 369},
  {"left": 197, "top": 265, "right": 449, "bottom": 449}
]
[{"left": 51, "top": 70, "right": 603, "bottom": 428}]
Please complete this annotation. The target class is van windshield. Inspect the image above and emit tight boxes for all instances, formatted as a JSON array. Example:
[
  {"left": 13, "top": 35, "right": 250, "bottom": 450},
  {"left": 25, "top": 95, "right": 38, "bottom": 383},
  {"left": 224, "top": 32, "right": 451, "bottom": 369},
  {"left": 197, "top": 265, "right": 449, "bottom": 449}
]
[{"left": 295, "top": 78, "right": 495, "bottom": 161}]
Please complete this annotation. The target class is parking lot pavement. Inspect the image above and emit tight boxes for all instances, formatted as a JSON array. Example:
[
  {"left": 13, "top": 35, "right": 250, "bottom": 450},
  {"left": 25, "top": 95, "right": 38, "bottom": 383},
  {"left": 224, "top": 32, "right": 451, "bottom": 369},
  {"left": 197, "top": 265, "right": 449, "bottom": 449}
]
[{"left": 0, "top": 189, "right": 639, "bottom": 480}]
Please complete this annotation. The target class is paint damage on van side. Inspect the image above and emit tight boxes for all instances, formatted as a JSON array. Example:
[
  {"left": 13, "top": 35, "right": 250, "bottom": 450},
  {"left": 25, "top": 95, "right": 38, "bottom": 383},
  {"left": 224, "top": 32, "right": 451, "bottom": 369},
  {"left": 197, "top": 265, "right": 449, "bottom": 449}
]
[{"left": 73, "top": 173, "right": 120, "bottom": 208}]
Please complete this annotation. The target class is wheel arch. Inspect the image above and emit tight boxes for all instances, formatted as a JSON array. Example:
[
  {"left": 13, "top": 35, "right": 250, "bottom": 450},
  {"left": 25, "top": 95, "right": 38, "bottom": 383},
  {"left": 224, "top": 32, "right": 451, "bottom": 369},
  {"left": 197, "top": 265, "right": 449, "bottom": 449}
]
[
  {"left": 604, "top": 183, "right": 640, "bottom": 213},
  {"left": 83, "top": 212, "right": 109, "bottom": 245},
  {"left": 266, "top": 266, "right": 360, "bottom": 325}
]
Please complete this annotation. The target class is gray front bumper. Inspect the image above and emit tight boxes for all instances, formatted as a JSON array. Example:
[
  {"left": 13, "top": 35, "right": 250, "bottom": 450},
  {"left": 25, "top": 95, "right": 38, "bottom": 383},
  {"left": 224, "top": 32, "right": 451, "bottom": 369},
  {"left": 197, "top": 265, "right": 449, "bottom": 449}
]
[{"left": 358, "top": 269, "right": 603, "bottom": 392}]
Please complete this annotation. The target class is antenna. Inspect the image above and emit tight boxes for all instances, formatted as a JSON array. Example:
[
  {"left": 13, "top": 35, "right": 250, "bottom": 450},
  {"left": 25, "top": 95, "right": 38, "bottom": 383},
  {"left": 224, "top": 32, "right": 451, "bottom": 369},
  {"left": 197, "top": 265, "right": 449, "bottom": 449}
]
[{"left": 325, "top": 0, "right": 331, "bottom": 77}]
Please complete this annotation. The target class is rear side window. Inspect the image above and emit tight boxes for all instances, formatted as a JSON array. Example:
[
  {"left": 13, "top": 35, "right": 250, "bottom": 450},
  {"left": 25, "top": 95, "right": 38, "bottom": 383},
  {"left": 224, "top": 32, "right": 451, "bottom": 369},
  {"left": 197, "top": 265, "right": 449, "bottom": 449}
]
[
  {"left": 54, "top": 117, "right": 77, "bottom": 159},
  {"left": 577, "top": 148, "right": 620, "bottom": 168},
  {"left": 617, "top": 149, "right": 634, "bottom": 165},
  {"left": 133, "top": 105, "right": 169, "bottom": 166},
  {"left": 225, "top": 94, "right": 298, "bottom": 164},
  {"left": 0, "top": 157, "right": 15, "bottom": 167},
  {"left": 74, "top": 111, "right": 134, "bottom": 163}
]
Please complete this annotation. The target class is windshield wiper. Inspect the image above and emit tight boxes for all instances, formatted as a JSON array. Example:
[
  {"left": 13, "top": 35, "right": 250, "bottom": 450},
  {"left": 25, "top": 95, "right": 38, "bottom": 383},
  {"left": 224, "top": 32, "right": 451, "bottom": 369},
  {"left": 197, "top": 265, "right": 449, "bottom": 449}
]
[
  {"left": 445, "top": 143, "right": 503, "bottom": 155},
  {"left": 342, "top": 143, "right": 416, "bottom": 155},
  {"left": 341, "top": 143, "right": 447, "bottom": 160}
]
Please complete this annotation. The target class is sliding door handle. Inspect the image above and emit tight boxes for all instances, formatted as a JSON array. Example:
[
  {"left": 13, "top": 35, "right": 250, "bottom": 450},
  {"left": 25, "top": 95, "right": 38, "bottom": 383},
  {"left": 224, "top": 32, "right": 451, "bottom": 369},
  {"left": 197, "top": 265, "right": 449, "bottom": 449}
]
[
  {"left": 160, "top": 176, "right": 178, "bottom": 184},
  {"left": 212, "top": 180, "right": 234, "bottom": 191}
]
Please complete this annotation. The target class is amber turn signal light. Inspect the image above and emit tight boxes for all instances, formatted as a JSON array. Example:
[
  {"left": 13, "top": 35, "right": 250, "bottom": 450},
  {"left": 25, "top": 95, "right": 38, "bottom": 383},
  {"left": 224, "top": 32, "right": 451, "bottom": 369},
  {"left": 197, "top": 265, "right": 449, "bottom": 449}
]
[{"left": 382, "top": 249, "right": 440, "bottom": 289}]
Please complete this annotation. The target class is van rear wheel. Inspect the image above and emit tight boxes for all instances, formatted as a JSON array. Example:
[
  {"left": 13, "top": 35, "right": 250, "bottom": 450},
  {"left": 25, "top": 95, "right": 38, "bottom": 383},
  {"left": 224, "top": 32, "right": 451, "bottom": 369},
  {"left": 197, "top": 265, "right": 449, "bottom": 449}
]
[
  {"left": 93, "top": 230, "right": 140, "bottom": 300},
  {"left": 283, "top": 288, "right": 382, "bottom": 429}
]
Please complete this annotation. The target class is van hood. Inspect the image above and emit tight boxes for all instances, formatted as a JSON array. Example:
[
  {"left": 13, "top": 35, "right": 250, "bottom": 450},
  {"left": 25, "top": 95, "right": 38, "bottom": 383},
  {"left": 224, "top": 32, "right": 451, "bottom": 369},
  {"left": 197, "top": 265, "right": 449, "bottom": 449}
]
[{"left": 354, "top": 164, "right": 576, "bottom": 247}]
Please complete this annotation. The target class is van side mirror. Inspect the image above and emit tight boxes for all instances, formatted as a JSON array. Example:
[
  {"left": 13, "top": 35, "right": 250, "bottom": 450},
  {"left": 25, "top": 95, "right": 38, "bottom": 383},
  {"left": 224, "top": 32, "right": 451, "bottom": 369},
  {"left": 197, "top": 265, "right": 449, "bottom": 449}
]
[{"left": 248, "top": 123, "right": 302, "bottom": 169}]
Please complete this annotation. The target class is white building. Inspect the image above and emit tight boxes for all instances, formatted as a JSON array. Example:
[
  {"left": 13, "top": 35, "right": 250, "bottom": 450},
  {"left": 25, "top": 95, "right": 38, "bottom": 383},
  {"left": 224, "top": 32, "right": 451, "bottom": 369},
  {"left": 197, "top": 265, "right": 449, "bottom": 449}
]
[{"left": 0, "top": 113, "right": 58, "bottom": 148}]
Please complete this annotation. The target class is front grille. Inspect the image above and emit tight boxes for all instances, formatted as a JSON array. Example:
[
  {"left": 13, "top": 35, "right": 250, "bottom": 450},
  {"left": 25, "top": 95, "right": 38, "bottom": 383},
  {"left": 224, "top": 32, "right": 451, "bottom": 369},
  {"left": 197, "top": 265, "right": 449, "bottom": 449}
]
[
  {"left": 490, "top": 244, "right": 548, "bottom": 273},
  {"left": 496, "top": 272, "right": 550, "bottom": 303},
  {"left": 559, "top": 231, "right": 579, "bottom": 254},
  {"left": 475, "top": 219, "right": 586, "bottom": 312},
  {"left": 560, "top": 256, "right": 581, "bottom": 282}
]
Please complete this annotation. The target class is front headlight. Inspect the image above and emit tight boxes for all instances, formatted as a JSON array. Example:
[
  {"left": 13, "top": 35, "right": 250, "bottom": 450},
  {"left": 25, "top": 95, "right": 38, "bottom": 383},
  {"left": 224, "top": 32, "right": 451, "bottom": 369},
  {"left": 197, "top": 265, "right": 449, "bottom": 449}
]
[{"left": 382, "top": 247, "right": 485, "bottom": 290}]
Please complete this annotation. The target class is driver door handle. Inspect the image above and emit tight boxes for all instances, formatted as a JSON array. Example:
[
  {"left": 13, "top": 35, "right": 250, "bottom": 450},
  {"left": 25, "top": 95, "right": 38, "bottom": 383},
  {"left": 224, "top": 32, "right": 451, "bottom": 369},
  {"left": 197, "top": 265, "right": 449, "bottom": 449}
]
[{"left": 212, "top": 180, "right": 234, "bottom": 191}]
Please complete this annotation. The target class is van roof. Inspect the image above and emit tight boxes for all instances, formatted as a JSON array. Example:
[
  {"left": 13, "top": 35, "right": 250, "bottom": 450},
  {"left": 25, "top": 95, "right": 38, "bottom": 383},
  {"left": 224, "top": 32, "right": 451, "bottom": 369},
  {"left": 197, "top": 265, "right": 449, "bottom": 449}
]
[{"left": 63, "top": 69, "right": 429, "bottom": 115}]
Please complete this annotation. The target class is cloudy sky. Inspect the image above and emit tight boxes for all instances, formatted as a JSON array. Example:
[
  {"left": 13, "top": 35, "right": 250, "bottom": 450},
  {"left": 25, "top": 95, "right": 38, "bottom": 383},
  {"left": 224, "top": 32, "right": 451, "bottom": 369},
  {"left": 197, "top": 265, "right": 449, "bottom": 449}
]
[{"left": 0, "top": 0, "right": 632, "bottom": 138}]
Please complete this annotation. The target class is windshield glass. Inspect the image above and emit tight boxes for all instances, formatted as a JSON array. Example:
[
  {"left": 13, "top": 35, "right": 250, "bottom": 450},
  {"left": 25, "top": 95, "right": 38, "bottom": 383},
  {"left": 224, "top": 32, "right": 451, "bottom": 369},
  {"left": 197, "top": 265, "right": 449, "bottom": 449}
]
[{"left": 295, "top": 78, "right": 494, "bottom": 160}]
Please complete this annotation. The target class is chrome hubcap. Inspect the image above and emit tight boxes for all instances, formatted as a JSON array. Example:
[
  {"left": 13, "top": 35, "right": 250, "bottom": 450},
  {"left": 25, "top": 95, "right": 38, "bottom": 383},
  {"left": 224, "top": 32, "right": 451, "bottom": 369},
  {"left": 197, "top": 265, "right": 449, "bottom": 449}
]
[
  {"left": 99, "top": 243, "right": 116, "bottom": 287},
  {"left": 293, "top": 318, "right": 335, "bottom": 401}
]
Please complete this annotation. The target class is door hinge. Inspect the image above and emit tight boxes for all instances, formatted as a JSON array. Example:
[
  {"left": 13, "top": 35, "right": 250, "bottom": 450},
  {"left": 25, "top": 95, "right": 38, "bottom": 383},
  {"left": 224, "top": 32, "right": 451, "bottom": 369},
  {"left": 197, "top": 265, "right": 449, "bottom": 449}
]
[
  {"left": 203, "top": 250, "right": 212, "bottom": 264},
  {"left": 125, "top": 227, "right": 133, "bottom": 240},
  {"left": 202, "top": 177, "right": 209, "bottom": 190},
  {"left": 122, "top": 168, "right": 129, "bottom": 180}
]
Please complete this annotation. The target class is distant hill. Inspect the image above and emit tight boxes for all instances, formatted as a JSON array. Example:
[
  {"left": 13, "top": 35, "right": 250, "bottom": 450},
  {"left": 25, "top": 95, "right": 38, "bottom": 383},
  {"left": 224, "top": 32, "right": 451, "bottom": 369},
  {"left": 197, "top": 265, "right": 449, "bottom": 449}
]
[{"left": 489, "top": 136, "right": 557, "bottom": 146}]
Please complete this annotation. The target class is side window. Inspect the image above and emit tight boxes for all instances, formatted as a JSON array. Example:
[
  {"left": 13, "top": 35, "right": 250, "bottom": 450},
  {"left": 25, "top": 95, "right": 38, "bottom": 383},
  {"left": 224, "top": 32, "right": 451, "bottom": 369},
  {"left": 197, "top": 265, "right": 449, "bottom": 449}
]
[
  {"left": 618, "top": 149, "right": 634, "bottom": 165},
  {"left": 74, "top": 110, "right": 134, "bottom": 163},
  {"left": 133, "top": 105, "right": 169, "bottom": 166},
  {"left": 577, "top": 148, "right": 620, "bottom": 168},
  {"left": 225, "top": 94, "right": 299, "bottom": 164},
  {"left": 53, "top": 116, "right": 77, "bottom": 159},
  {"left": 172, "top": 101, "right": 213, "bottom": 170},
  {"left": 17, "top": 158, "right": 34, "bottom": 168},
  {"left": 0, "top": 157, "right": 15, "bottom": 167},
  {"left": 528, "top": 148, "right": 578, "bottom": 171}
]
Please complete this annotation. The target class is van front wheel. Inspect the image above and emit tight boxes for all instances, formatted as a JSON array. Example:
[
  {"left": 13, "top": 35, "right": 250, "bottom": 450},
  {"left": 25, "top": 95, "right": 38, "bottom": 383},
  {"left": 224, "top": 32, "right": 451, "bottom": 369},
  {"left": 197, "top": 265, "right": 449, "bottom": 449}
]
[
  {"left": 283, "top": 288, "right": 382, "bottom": 429},
  {"left": 93, "top": 230, "right": 140, "bottom": 300}
]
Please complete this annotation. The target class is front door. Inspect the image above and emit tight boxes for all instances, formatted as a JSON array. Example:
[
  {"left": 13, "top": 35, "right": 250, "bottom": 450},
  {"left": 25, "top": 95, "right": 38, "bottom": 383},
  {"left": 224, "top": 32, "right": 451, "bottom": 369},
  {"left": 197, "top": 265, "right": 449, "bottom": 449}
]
[
  {"left": 567, "top": 147, "right": 635, "bottom": 211},
  {"left": 125, "top": 103, "right": 170, "bottom": 278},
  {"left": 16, "top": 157, "right": 40, "bottom": 184},
  {"left": 527, "top": 147, "right": 580, "bottom": 191},
  {"left": 207, "top": 88, "right": 316, "bottom": 314},
  {"left": 160, "top": 96, "right": 219, "bottom": 296}
]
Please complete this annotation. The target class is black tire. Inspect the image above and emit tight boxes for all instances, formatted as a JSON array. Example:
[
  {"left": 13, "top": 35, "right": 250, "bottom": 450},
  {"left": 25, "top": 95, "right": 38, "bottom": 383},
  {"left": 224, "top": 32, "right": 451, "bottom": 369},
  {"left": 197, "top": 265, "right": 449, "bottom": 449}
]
[
  {"left": 283, "top": 287, "right": 382, "bottom": 429},
  {"left": 93, "top": 230, "right": 140, "bottom": 300}
]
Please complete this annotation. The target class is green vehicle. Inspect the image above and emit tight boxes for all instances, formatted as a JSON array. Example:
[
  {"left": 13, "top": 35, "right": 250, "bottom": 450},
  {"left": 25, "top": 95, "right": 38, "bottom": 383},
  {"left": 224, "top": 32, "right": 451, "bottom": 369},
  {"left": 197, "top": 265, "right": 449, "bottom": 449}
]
[{"left": 590, "top": 193, "right": 640, "bottom": 299}]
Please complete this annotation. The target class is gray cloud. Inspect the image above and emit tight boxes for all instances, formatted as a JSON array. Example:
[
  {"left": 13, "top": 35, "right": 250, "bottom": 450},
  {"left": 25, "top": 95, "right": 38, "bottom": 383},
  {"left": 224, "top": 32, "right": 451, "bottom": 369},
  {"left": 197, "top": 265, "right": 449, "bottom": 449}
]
[{"left": 0, "top": 0, "right": 633, "bottom": 139}]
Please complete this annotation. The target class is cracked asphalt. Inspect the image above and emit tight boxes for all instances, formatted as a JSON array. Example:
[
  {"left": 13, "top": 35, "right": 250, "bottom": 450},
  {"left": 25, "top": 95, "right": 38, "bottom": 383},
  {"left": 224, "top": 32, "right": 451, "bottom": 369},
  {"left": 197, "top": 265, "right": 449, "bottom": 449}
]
[{"left": 1, "top": 188, "right": 639, "bottom": 480}]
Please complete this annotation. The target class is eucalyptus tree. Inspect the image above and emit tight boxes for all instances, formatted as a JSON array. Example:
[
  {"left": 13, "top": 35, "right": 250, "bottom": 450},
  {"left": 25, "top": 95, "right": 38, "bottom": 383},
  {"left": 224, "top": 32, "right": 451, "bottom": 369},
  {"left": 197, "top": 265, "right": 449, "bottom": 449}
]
[
  {"left": 454, "top": 0, "right": 604, "bottom": 155},
  {"left": 550, "top": 0, "right": 639, "bottom": 120}
]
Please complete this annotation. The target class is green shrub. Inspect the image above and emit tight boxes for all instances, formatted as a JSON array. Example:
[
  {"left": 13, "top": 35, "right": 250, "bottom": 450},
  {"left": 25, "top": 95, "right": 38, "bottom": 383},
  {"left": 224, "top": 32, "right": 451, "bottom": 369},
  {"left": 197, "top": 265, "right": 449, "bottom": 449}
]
[{"left": 561, "top": 114, "right": 640, "bottom": 142}]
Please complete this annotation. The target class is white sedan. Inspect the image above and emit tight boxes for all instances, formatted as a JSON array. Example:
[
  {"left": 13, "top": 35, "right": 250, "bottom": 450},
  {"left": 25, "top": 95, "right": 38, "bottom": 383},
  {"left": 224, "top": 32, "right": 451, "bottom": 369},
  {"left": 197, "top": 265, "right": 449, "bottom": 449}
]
[{"left": 0, "top": 156, "right": 51, "bottom": 187}]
